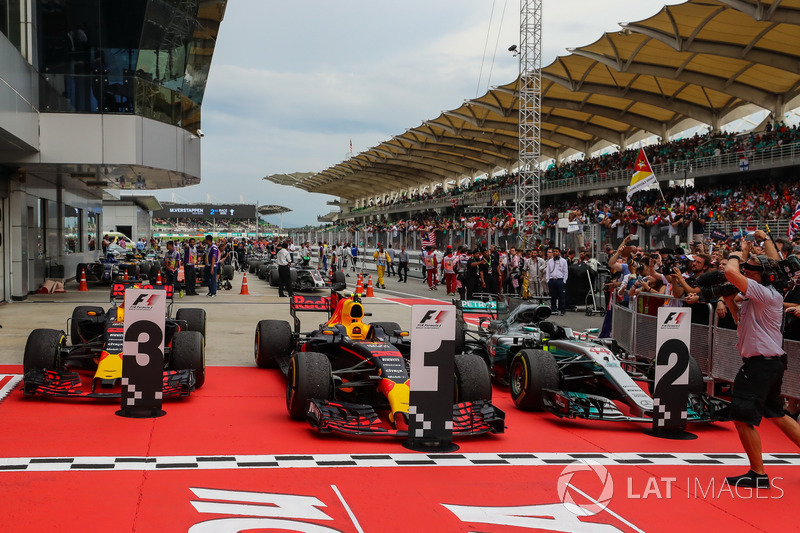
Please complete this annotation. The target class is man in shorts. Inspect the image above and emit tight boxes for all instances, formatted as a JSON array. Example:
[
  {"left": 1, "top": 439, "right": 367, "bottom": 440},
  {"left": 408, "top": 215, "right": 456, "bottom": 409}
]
[{"left": 723, "top": 231, "right": 800, "bottom": 488}]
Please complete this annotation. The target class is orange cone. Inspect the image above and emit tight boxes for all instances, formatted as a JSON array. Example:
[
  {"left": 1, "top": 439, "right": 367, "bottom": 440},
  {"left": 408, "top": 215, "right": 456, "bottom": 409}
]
[
  {"left": 156, "top": 270, "right": 163, "bottom": 286},
  {"left": 365, "top": 275, "right": 374, "bottom": 297},
  {"left": 355, "top": 274, "right": 364, "bottom": 296},
  {"left": 78, "top": 266, "right": 89, "bottom": 292},
  {"left": 240, "top": 272, "right": 250, "bottom": 295},
  {"left": 123, "top": 268, "right": 129, "bottom": 281}
]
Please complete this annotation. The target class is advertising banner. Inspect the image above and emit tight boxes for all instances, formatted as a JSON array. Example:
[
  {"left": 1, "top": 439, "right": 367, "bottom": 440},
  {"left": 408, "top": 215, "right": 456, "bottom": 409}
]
[
  {"left": 119, "top": 289, "right": 167, "bottom": 418},
  {"left": 407, "top": 305, "right": 456, "bottom": 451}
]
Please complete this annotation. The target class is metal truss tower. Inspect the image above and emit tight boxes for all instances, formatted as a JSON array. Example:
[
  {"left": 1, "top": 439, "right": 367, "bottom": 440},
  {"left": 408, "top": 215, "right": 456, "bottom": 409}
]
[{"left": 515, "top": 0, "right": 542, "bottom": 249}]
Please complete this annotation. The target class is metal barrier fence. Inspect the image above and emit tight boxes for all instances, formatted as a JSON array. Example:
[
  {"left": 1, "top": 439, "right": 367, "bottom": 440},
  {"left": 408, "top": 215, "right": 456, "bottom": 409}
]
[{"left": 612, "top": 294, "right": 800, "bottom": 400}]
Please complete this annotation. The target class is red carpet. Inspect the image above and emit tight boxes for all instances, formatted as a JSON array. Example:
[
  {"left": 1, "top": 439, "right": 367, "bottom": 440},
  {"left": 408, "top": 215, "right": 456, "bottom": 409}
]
[{"left": 1, "top": 365, "right": 799, "bottom": 532}]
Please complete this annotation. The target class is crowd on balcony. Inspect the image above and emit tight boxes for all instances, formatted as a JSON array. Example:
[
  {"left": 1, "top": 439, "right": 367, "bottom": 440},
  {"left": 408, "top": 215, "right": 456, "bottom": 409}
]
[{"left": 353, "top": 121, "right": 800, "bottom": 212}]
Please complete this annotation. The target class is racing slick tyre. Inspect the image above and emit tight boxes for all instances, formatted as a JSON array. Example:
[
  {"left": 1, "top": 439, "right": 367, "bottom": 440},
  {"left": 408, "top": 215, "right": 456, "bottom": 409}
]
[
  {"left": 454, "top": 320, "right": 466, "bottom": 354},
  {"left": 255, "top": 319, "right": 292, "bottom": 369},
  {"left": 332, "top": 270, "right": 346, "bottom": 287},
  {"left": 454, "top": 353, "right": 492, "bottom": 402},
  {"left": 171, "top": 330, "right": 205, "bottom": 388},
  {"left": 222, "top": 264, "right": 234, "bottom": 281},
  {"left": 248, "top": 260, "right": 258, "bottom": 274},
  {"left": 258, "top": 263, "right": 270, "bottom": 280},
  {"left": 176, "top": 308, "right": 207, "bottom": 340},
  {"left": 371, "top": 321, "right": 402, "bottom": 339},
  {"left": 70, "top": 305, "right": 105, "bottom": 345},
  {"left": 286, "top": 352, "right": 332, "bottom": 420},
  {"left": 126, "top": 264, "right": 139, "bottom": 279},
  {"left": 23, "top": 329, "right": 65, "bottom": 374},
  {"left": 75, "top": 263, "right": 86, "bottom": 284},
  {"left": 269, "top": 268, "right": 279, "bottom": 287},
  {"left": 148, "top": 264, "right": 161, "bottom": 282},
  {"left": 509, "top": 349, "right": 559, "bottom": 411}
]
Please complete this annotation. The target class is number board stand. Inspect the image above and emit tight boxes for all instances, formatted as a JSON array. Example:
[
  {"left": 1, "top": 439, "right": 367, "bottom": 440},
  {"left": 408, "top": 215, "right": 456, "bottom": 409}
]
[
  {"left": 644, "top": 307, "right": 697, "bottom": 440},
  {"left": 404, "top": 305, "right": 459, "bottom": 453},
  {"left": 117, "top": 288, "right": 167, "bottom": 418}
]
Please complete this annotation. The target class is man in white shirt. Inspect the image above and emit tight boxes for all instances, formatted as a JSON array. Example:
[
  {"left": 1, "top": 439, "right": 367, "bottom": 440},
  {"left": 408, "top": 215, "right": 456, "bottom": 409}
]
[{"left": 546, "top": 247, "right": 569, "bottom": 315}]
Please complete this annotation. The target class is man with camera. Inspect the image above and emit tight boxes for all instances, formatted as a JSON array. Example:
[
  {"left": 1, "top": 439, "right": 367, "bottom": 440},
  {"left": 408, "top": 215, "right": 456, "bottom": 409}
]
[{"left": 724, "top": 230, "right": 800, "bottom": 488}]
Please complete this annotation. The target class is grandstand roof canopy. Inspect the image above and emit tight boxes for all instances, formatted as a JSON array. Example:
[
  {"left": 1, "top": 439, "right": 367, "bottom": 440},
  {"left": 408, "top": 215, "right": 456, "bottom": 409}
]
[
  {"left": 286, "top": 0, "right": 800, "bottom": 201},
  {"left": 258, "top": 205, "right": 292, "bottom": 216}
]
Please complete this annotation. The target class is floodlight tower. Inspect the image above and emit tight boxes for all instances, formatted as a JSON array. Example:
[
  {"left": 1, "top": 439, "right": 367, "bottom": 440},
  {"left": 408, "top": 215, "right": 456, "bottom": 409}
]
[{"left": 515, "top": 0, "right": 542, "bottom": 250}]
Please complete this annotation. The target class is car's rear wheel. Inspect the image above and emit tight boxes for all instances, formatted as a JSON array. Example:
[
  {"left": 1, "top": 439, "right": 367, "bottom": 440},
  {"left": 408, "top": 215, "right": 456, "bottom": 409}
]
[
  {"left": 23, "top": 329, "right": 65, "bottom": 375},
  {"left": 248, "top": 260, "right": 258, "bottom": 273},
  {"left": 258, "top": 263, "right": 270, "bottom": 280},
  {"left": 70, "top": 306, "right": 105, "bottom": 345},
  {"left": 454, "top": 319, "right": 466, "bottom": 354},
  {"left": 509, "top": 349, "right": 559, "bottom": 411},
  {"left": 286, "top": 352, "right": 331, "bottom": 420},
  {"left": 255, "top": 320, "right": 292, "bottom": 368},
  {"left": 269, "top": 268, "right": 279, "bottom": 287},
  {"left": 176, "top": 308, "right": 206, "bottom": 339},
  {"left": 454, "top": 353, "right": 492, "bottom": 402},
  {"left": 171, "top": 330, "right": 205, "bottom": 388},
  {"left": 222, "top": 265, "right": 234, "bottom": 281},
  {"left": 332, "top": 270, "right": 346, "bottom": 286}
]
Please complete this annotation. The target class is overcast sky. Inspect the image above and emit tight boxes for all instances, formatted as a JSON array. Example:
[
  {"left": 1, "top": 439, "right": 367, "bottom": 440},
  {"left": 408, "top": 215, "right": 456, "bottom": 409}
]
[{"left": 154, "top": 0, "right": 681, "bottom": 227}]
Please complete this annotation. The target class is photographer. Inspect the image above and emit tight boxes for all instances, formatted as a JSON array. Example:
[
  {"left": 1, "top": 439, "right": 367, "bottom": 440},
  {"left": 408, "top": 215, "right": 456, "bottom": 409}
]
[{"left": 723, "top": 231, "right": 800, "bottom": 488}]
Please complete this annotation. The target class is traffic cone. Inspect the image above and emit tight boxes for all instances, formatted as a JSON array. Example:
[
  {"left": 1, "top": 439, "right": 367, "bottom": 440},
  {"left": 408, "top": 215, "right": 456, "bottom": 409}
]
[
  {"left": 355, "top": 274, "right": 364, "bottom": 296},
  {"left": 240, "top": 272, "right": 250, "bottom": 295},
  {"left": 365, "top": 275, "right": 374, "bottom": 297},
  {"left": 78, "top": 267, "right": 89, "bottom": 292},
  {"left": 156, "top": 270, "right": 163, "bottom": 286},
  {"left": 123, "top": 269, "right": 129, "bottom": 281}
]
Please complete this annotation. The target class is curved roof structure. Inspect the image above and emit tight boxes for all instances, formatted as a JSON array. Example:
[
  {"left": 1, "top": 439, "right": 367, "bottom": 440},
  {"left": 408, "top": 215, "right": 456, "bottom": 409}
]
[{"left": 290, "top": 0, "right": 800, "bottom": 201}]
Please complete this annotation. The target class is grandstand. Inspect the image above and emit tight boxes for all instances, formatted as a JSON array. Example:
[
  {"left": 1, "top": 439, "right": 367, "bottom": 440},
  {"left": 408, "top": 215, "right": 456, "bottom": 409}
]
[
  {"left": 152, "top": 203, "right": 285, "bottom": 238},
  {"left": 273, "top": 0, "right": 800, "bottom": 252}
]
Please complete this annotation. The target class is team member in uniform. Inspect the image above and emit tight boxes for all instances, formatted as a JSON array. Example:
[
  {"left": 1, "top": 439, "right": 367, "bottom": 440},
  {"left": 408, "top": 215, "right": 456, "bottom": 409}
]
[
  {"left": 424, "top": 246, "right": 438, "bottom": 290},
  {"left": 276, "top": 241, "right": 294, "bottom": 298},
  {"left": 373, "top": 243, "right": 391, "bottom": 289},
  {"left": 163, "top": 241, "right": 182, "bottom": 297},
  {"left": 724, "top": 232, "right": 800, "bottom": 488},
  {"left": 183, "top": 238, "right": 198, "bottom": 295},
  {"left": 442, "top": 246, "right": 457, "bottom": 295},
  {"left": 203, "top": 235, "right": 219, "bottom": 298}
]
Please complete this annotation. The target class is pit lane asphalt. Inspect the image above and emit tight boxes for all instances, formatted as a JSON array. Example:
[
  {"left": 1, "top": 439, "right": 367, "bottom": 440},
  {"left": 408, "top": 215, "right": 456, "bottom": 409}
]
[{"left": 0, "top": 271, "right": 605, "bottom": 366}]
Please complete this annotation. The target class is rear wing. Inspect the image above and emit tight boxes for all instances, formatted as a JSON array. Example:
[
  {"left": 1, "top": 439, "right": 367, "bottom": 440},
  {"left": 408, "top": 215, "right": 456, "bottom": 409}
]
[
  {"left": 454, "top": 293, "right": 510, "bottom": 321},
  {"left": 110, "top": 282, "right": 174, "bottom": 303},
  {"left": 289, "top": 291, "right": 343, "bottom": 333}
]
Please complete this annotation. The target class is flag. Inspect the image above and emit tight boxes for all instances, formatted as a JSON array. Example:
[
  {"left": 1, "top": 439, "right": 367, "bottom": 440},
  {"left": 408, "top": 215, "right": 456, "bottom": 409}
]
[
  {"left": 789, "top": 203, "right": 800, "bottom": 238},
  {"left": 627, "top": 148, "right": 659, "bottom": 201},
  {"left": 349, "top": 138, "right": 353, "bottom": 153},
  {"left": 421, "top": 231, "right": 436, "bottom": 247}
]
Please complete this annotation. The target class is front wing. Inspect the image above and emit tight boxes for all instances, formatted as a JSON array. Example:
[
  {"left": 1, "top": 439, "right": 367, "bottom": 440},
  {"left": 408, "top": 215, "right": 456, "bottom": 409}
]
[
  {"left": 306, "top": 399, "right": 505, "bottom": 437},
  {"left": 22, "top": 369, "right": 196, "bottom": 399},
  {"left": 542, "top": 389, "right": 729, "bottom": 423}
]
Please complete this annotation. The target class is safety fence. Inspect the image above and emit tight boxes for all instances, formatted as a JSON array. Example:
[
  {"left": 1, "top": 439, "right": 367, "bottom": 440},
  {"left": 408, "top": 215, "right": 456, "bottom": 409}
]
[{"left": 612, "top": 293, "right": 800, "bottom": 401}]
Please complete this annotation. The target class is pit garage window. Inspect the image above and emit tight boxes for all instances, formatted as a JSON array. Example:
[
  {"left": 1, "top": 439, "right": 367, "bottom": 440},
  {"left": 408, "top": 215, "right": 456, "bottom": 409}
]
[
  {"left": 87, "top": 210, "right": 98, "bottom": 251},
  {"left": 64, "top": 206, "right": 81, "bottom": 254}
]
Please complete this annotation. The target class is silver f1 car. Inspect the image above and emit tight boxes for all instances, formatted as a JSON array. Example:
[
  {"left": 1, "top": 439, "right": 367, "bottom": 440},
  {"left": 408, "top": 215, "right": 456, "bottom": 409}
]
[{"left": 457, "top": 295, "right": 728, "bottom": 423}]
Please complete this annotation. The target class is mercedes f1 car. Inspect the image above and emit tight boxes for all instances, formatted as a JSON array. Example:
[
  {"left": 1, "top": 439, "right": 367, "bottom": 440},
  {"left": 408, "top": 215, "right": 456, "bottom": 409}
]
[
  {"left": 267, "top": 256, "right": 347, "bottom": 292},
  {"left": 254, "top": 291, "right": 504, "bottom": 437},
  {"left": 22, "top": 282, "right": 206, "bottom": 399},
  {"left": 457, "top": 295, "right": 729, "bottom": 423}
]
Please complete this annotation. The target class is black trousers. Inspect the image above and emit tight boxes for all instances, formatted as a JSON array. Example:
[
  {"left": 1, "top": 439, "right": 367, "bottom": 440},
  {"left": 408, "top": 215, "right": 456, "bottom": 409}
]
[
  {"left": 398, "top": 261, "right": 408, "bottom": 281},
  {"left": 184, "top": 265, "right": 196, "bottom": 293},
  {"left": 278, "top": 265, "right": 293, "bottom": 297}
]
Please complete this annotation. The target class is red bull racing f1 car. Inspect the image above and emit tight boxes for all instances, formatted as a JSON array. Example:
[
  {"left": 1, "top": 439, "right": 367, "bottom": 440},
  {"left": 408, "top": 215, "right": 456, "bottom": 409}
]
[
  {"left": 254, "top": 291, "right": 504, "bottom": 437},
  {"left": 22, "top": 282, "right": 206, "bottom": 399}
]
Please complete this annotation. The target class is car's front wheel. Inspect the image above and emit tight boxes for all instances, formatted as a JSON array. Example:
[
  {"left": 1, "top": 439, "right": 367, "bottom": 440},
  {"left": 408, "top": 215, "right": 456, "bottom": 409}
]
[
  {"left": 509, "top": 349, "right": 559, "bottom": 411},
  {"left": 286, "top": 352, "right": 332, "bottom": 420}
]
